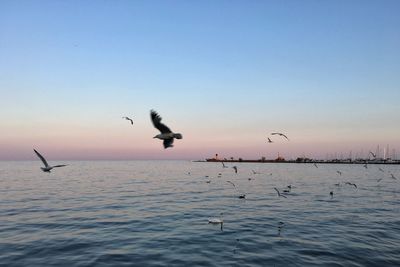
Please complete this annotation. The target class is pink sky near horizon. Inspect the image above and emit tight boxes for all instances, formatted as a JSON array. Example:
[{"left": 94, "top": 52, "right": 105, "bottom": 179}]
[{"left": 1, "top": 119, "right": 398, "bottom": 161}]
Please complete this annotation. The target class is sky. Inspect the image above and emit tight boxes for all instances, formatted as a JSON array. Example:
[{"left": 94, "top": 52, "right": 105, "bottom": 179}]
[{"left": 1, "top": 0, "right": 399, "bottom": 160}]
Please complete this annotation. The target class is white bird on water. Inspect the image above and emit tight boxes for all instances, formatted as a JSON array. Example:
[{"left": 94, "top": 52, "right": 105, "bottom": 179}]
[
  {"left": 33, "top": 149, "right": 67, "bottom": 173},
  {"left": 208, "top": 213, "right": 223, "bottom": 231},
  {"left": 150, "top": 110, "right": 182, "bottom": 149}
]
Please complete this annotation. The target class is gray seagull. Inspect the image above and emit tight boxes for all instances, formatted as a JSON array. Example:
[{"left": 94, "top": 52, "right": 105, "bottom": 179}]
[
  {"left": 33, "top": 149, "right": 67, "bottom": 173},
  {"left": 267, "top": 138, "right": 273, "bottom": 143},
  {"left": 150, "top": 110, "right": 182, "bottom": 149}
]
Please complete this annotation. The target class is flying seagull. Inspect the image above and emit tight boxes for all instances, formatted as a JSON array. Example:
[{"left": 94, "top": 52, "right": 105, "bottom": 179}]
[
  {"left": 378, "top": 167, "right": 384, "bottom": 172},
  {"left": 369, "top": 151, "right": 377, "bottom": 158},
  {"left": 336, "top": 170, "right": 342, "bottom": 176},
  {"left": 33, "top": 149, "right": 67, "bottom": 173},
  {"left": 122, "top": 116, "right": 133, "bottom": 125},
  {"left": 271, "top": 132, "right": 289, "bottom": 141},
  {"left": 274, "top": 188, "right": 287, "bottom": 198},
  {"left": 313, "top": 163, "right": 318, "bottom": 168},
  {"left": 232, "top": 166, "right": 238, "bottom": 174},
  {"left": 267, "top": 138, "right": 273, "bottom": 143},
  {"left": 150, "top": 110, "right": 182, "bottom": 149},
  {"left": 390, "top": 173, "right": 397, "bottom": 180},
  {"left": 222, "top": 162, "right": 228, "bottom": 168}
]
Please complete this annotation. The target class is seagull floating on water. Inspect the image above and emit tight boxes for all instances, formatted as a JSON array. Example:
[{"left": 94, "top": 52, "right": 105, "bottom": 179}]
[
  {"left": 378, "top": 167, "right": 384, "bottom": 172},
  {"left": 238, "top": 194, "right": 246, "bottom": 199},
  {"left": 208, "top": 213, "right": 223, "bottom": 231},
  {"left": 122, "top": 116, "right": 133, "bottom": 125},
  {"left": 150, "top": 110, "right": 182, "bottom": 149},
  {"left": 33, "top": 149, "right": 67, "bottom": 173},
  {"left": 271, "top": 132, "right": 289, "bottom": 141}
]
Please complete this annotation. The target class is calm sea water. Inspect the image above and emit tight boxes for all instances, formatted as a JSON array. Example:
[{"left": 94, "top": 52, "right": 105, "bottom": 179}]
[{"left": 0, "top": 161, "right": 399, "bottom": 266}]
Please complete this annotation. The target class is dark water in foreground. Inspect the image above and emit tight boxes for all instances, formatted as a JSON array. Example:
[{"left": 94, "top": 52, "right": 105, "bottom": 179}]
[{"left": 0, "top": 161, "right": 399, "bottom": 266}]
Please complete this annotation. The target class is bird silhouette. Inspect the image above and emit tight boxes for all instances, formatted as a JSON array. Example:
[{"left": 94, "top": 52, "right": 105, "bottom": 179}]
[
  {"left": 33, "top": 149, "right": 67, "bottom": 173},
  {"left": 150, "top": 110, "right": 182, "bottom": 149}
]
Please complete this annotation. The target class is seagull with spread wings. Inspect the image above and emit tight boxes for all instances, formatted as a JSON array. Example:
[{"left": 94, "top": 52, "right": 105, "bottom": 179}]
[
  {"left": 150, "top": 110, "right": 182, "bottom": 149},
  {"left": 271, "top": 132, "right": 289, "bottom": 141},
  {"left": 33, "top": 149, "right": 67, "bottom": 173}
]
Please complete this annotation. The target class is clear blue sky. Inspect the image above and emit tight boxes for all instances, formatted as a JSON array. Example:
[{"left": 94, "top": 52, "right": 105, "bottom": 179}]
[{"left": 1, "top": 0, "right": 399, "bottom": 160}]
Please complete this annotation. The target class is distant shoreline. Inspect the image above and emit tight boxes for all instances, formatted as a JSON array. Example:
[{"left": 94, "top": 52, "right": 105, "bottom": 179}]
[{"left": 193, "top": 159, "right": 400, "bottom": 165}]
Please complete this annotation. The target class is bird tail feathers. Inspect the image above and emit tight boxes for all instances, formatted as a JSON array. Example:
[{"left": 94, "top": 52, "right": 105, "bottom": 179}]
[{"left": 174, "top": 133, "right": 183, "bottom": 139}]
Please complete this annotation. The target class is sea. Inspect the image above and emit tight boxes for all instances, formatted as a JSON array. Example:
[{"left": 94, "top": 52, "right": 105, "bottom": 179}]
[{"left": 0, "top": 161, "right": 399, "bottom": 266}]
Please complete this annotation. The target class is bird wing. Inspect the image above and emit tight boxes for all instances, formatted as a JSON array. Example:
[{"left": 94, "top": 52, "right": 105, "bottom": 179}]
[
  {"left": 151, "top": 110, "right": 172, "bottom": 134},
  {"left": 226, "top": 181, "right": 235, "bottom": 187},
  {"left": 271, "top": 132, "right": 289, "bottom": 140},
  {"left": 123, "top": 117, "right": 133, "bottom": 124},
  {"left": 163, "top": 138, "right": 174, "bottom": 149},
  {"left": 281, "top": 134, "right": 289, "bottom": 140},
  {"left": 53, "top": 165, "right": 67, "bottom": 168},
  {"left": 34, "top": 149, "right": 49, "bottom": 167},
  {"left": 274, "top": 187, "right": 280, "bottom": 196}
]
